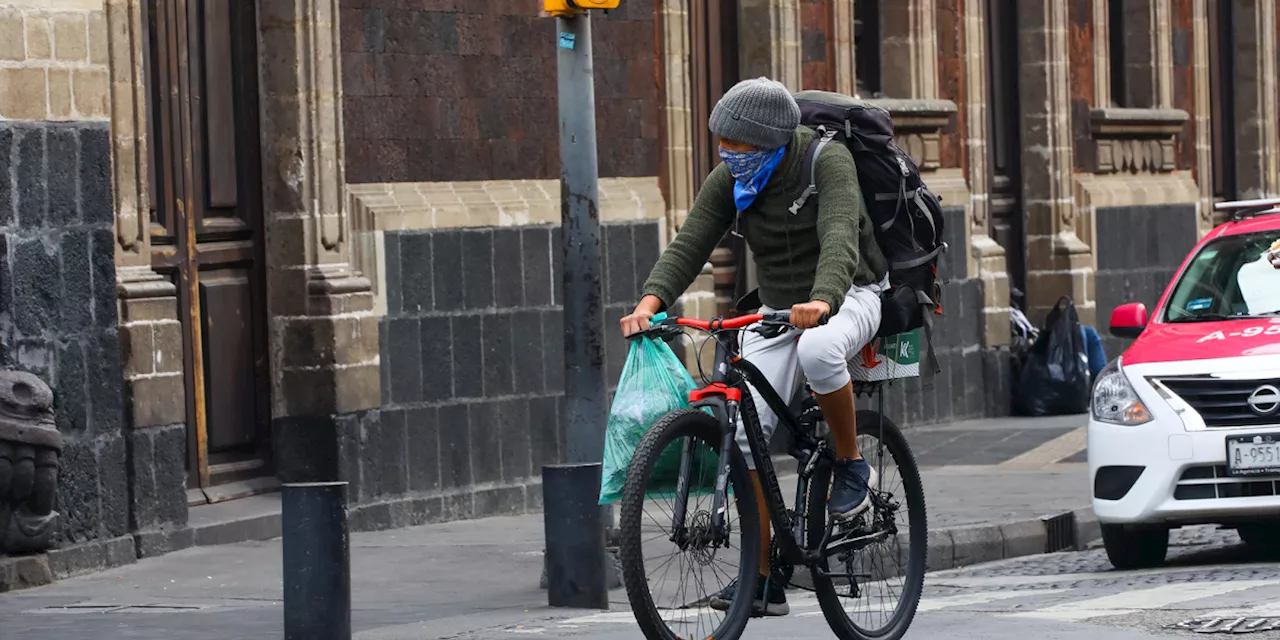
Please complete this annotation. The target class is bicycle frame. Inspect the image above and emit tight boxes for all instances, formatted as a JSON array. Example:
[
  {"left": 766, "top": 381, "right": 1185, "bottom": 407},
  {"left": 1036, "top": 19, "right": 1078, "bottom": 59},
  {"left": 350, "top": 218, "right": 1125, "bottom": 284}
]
[{"left": 655, "top": 314, "right": 888, "bottom": 571}]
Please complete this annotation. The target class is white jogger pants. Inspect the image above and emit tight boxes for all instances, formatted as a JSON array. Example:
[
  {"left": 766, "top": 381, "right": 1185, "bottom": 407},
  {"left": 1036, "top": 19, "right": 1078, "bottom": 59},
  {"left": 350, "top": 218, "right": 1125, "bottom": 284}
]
[{"left": 735, "top": 278, "right": 886, "bottom": 469}]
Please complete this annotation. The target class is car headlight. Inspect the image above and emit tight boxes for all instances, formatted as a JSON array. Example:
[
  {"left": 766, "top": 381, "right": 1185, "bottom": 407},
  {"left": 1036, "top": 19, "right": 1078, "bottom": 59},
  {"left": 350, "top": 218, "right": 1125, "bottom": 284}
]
[{"left": 1091, "top": 359, "right": 1152, "bottom": 425}]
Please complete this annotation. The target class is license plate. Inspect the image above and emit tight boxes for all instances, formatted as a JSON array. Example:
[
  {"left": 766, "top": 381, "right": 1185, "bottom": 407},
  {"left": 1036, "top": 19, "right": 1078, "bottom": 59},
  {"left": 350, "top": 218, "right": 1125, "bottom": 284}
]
[{"left": 1226, "top": 433, "right": 1280, "bottom": 477}]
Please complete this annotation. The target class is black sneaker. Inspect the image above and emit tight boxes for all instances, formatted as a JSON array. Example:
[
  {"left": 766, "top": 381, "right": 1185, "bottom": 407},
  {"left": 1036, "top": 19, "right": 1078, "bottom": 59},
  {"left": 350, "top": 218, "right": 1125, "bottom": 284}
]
[
  {"left": 707, "top": 576, "right": 790, "bottom": 616},
  {"left": 829, "top": 457, "right": 878, "bottom": 520}
]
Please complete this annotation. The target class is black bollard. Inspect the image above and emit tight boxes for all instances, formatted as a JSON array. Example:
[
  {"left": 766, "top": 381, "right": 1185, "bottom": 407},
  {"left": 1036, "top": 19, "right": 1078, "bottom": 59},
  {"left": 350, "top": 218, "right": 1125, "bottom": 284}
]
[
  {"left": 543, "top": 463, "right": 609, "bottom": 609},
  {"left": 282, "top": 481, "right": 351, "bottom": 640}
]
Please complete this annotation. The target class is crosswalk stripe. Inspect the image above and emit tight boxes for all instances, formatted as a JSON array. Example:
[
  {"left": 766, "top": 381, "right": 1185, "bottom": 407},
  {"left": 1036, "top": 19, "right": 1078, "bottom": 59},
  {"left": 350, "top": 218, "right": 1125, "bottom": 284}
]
[
  {"left": 1005, "top": 580, "right": 1275, "bottom": 622},
  {"left": 917, "top": 588, "right": 1071, "bottom": 612},
  {"left": 1000, "top": 427, "right": 1087, "bottom": 469},
  {"left": 537, "top": 581, "right": 1280, "bottom": 630},
  {"left": 795, "top": 588, "right": 1070, "bottom": 617},
  {"left": 1202, "top": 600, "right": 1280, "bottom": 618}
]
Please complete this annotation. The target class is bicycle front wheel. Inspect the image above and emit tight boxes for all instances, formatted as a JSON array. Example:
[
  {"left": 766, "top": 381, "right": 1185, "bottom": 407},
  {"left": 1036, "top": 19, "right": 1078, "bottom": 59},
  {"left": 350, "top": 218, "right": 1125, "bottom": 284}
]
[
  {"left": 619, "top": 408, "right": 760, "bottom": 640},
  {"left": 805, "top": 410, "right": 927, "bottom": 640}
]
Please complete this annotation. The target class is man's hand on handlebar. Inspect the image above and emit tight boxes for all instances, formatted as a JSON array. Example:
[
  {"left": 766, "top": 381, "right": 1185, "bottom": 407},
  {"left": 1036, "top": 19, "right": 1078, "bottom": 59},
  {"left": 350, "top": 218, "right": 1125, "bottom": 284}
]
[
  {"left": 620, "top": 295, "right": 664, "bottom": 337},
  {"left": 790, "top": 300, "right": 832, "bottom": 329}
]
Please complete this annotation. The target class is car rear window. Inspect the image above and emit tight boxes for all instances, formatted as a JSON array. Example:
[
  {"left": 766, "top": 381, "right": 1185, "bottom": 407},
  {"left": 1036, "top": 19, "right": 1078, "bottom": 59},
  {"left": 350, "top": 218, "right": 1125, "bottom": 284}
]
[{"left": 1164, "top": 232, "right": 1280, "bottom": 321}]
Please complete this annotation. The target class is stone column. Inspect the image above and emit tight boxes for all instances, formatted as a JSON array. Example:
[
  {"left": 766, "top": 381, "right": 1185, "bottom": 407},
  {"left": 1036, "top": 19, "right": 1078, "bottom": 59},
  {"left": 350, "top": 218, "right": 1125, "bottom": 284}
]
[
  {"left": 106, "top": 0, "right": 190, "bottom": 542},
  {"left": 1020, "top": 0, "right": 1094, "bottom": 326},
  {"left": 1192, "top": 0, "right": 1215, "bottom": 232},
  {"left": 880, "top": 0, "right": 939, "bottom": 99},
  {"left": 658, "top": 0, "right": 694, "bottom": 234},
  {"left": 964, "top": 0, "right": 1010, "bottom": 347},
  {"left": 832, "top": 0, "right": 855, "bottom": 95},
  {"left": 738, "top": 0, "right": 802, "bottom": 89},
  {"left": 1231, "top": 0, "right": 1280, "bottom": 199},
  {"left": 257, "top": 0, "right": 380, "bottom": 481}
]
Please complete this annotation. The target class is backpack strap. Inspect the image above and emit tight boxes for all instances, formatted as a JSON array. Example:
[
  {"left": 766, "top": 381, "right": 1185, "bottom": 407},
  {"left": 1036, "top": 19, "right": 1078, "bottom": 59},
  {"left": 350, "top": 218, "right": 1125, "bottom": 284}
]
[
  {"left": 916, "top": 289, "right": 942, "bottom": 376},
  {"left": 790, "top": 128, "right": 839, "bottom": 215}
]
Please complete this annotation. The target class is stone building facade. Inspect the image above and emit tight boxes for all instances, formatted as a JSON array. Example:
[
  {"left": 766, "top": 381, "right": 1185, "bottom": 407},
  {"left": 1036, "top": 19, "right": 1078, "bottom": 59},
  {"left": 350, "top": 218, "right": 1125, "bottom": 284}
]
[{"left": 1, "top": 0, "right": 1278, "bottom": 589}]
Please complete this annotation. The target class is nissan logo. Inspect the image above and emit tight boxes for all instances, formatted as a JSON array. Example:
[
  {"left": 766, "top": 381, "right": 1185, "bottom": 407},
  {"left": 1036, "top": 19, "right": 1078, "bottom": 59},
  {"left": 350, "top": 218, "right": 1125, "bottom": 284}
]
[{"left": 1247, "top": 385, "right": 1280, "bottom": 416}]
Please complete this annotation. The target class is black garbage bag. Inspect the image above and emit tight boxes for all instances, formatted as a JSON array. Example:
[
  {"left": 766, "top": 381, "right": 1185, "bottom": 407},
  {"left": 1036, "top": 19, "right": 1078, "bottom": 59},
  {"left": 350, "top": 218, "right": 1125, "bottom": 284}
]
[{"left": 1013, "top": 296, "right": 1091, "bottom": 416}]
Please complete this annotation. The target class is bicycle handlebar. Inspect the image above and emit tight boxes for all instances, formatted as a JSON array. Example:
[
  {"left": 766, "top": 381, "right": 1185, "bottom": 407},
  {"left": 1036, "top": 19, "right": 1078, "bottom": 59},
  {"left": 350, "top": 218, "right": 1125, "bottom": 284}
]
[
  {"left": 670, "top": 311, "right": 792, "bottom": 330},
  {"left": 625, "top": 309, "right": 830, "bottom": 342}
]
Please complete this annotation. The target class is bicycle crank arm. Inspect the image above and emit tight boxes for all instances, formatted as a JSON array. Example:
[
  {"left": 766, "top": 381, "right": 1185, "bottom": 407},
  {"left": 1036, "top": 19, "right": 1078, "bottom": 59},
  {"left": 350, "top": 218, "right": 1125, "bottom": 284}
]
[{"left": 822, "top": 528, "right": 892, "bottom": 558}]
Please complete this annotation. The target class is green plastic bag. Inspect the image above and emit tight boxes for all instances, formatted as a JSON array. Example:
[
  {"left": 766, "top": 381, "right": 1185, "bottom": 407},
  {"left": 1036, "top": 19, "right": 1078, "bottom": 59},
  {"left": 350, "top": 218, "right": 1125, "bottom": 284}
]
[{"left": 598, "top": 317, "right": 719, "bottom": 505}]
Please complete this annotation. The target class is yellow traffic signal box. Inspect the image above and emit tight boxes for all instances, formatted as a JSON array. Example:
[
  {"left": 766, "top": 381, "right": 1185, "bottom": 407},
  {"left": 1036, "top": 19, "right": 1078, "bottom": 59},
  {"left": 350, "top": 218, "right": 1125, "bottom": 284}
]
[{"left": 544, "top": 0, "right": 619, "bottom": 17}]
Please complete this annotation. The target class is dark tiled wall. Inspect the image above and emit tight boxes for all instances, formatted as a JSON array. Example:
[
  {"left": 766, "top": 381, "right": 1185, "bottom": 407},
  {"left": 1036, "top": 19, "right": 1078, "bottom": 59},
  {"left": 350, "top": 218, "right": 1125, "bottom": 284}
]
[
  {"left": 340, "top": 2, "right": 659, "bottom": 184},
  {"left": 367, "top": 221, "right": 661, "bottom": 518},
  {"left": 801, "top": 0, "right": 833, "bottom": 91},
  {"left": 1094, "top": 204, "right": 1199, "bottom": 359},
  {"left": 0, "top": 122, "right": 129, "bottom": 547}
]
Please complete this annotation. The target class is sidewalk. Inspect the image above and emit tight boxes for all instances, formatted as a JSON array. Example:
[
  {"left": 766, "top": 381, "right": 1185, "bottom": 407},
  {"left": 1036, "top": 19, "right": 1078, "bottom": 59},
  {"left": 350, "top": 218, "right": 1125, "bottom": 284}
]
[{"left": 0, "top": 415, "right": 1095, "bottom": 640}]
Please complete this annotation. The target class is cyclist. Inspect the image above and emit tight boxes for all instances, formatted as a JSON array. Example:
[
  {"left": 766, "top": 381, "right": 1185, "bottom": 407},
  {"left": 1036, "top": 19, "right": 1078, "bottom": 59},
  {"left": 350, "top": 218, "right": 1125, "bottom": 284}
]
[{"left": 620, "top": 76, "right": 889, "bottom": 617}]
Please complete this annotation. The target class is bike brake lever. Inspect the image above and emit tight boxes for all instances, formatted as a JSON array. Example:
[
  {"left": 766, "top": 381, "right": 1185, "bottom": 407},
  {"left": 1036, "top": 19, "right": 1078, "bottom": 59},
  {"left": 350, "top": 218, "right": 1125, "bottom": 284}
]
[
  {"left": 625, "top": 324, "right": 683, "bottom": 342},
  {"left": 752, "top": 321, "right": 794, "bottom": 340}
]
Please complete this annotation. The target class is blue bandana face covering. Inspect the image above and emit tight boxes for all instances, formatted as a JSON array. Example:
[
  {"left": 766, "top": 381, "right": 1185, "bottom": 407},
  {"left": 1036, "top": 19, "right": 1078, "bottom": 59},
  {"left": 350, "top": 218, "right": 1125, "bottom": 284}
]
[{"left": 719, "top": 146, "right": 786, "bottom": 211}]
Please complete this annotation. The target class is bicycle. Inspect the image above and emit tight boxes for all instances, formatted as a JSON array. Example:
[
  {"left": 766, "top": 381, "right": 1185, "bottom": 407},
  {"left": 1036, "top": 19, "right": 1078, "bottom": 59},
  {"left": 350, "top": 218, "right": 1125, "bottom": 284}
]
[{"left": 617, "top": 299, "right": 928, "bottom": 640}]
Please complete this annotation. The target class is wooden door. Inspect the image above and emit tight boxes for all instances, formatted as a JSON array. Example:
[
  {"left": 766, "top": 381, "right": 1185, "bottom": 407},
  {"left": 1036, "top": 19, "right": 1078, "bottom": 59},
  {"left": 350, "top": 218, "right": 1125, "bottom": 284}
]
[
  {"left": 985, "top": 0, "right": 1026, "bottom": 297},
  {"left": 144, "top": 0, "right": 272, "bottom": 499}
]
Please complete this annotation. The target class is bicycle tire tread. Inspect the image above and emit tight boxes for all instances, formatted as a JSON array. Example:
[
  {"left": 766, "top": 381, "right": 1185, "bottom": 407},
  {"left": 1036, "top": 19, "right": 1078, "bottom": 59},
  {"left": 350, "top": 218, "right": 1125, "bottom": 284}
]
[
  {"left": 806, "top": 411, "right": 928, "bottom": 640},
  {"left": 618, "top": 409, "right": 760, "bottom": 640}
]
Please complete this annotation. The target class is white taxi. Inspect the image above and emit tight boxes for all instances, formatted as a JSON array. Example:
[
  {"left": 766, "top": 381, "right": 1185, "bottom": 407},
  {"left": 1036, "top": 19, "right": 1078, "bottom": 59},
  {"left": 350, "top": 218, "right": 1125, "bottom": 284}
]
[{"left": 1089, "top": 198, "right": 1280, "bottom": 569}]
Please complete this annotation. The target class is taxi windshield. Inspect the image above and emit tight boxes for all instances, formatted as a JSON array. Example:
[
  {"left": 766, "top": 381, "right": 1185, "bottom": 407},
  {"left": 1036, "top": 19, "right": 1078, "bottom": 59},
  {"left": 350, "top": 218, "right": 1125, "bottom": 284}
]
[{"left": 1164, "top": 231, "right": 1280, "bottom": 322}]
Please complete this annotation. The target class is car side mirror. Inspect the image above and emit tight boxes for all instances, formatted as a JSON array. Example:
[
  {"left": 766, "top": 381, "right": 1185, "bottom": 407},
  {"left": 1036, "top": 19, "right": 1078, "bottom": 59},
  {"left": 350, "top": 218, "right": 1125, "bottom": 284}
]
[{"left": 1109, "top": 302, "right": 1148, "bottom": 339}]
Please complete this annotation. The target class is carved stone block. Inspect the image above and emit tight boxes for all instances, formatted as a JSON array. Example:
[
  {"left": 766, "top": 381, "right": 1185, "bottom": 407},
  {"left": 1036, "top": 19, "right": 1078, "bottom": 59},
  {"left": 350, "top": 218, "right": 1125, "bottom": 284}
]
[
  {"left": 1090, "top": 107, "right": 1189, "bottom": 175},
  {"left": 0, "top": 371, "right": 62, "bottom": 554},
  {"left": 864, "top": 98, "right": 959, "bottom": 171}
]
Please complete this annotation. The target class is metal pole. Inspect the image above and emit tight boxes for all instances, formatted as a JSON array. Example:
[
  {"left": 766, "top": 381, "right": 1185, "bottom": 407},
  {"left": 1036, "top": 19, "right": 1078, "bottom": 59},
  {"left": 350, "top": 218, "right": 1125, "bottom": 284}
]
[
  {"left": 556, "top": 11, "right": 606, "bottom": 465},
  {"left": 282, "top": 482, "right": 351, "bottom": 640},
  {"left": 543, "top": 463, "right": 609, "bottom": 608},
  {"left": 545, "top": 10, "right": 609, "bottom": 609}
]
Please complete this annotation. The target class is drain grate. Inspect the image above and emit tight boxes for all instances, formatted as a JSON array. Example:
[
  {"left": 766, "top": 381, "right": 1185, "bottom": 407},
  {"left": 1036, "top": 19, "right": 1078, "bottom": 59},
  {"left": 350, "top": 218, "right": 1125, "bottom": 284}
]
[
  {"left": 30, "top": 603, "right": 215, "bottom": 615},
  {"left": 1172, "top": 617, "right": 1280, "bottom": 633},
  {"left": 1040, "top": 512, "right": 1077, "bottom": 553}
]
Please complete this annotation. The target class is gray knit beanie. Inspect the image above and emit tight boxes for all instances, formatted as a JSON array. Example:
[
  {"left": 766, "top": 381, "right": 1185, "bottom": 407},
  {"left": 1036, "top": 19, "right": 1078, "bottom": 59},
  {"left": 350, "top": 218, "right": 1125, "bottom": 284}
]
[{"left": 708, "top": 77, "right": 801, "bottom": 150}]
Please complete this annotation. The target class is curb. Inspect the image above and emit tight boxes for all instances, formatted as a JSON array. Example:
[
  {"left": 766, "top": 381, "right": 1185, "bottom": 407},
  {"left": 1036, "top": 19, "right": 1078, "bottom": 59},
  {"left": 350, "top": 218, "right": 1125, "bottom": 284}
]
[
  {"left": 534, "top": 507, "right": 1102, "bottom": 591},
  {"left": 0, "top": 535, "right": 137, "bottom": 594},
  {"left": 926, "top": 508, "right": 1101, "bottom": 573}
]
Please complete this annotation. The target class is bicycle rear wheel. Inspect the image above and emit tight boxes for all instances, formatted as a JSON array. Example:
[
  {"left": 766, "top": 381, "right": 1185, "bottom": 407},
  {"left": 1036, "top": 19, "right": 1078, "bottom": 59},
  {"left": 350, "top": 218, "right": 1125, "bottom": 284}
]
[
  {"left": 804, "top": 410, "right": 927, "bottom": 640},
  {"left": 619, "top": 409, "right": 760, "bottom": 640}
]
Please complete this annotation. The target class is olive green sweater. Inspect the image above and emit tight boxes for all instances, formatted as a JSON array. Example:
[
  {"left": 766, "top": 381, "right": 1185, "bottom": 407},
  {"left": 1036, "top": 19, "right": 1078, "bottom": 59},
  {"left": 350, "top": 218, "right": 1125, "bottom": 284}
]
[{"left": 642, "top": 127, "right": 887, "bottom": 314}]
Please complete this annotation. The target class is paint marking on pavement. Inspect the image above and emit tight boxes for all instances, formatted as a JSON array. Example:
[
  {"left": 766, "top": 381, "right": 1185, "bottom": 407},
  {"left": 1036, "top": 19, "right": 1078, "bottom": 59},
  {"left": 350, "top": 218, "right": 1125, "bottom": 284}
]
[
  {"left": 917, "top": 588, "right": 1071, "bottom": 612},
  {"left": 794, "top": 588, "right": 1069, "bottom": 617},
  {"left": 1004, "top": 580, "right": 1274, "bottom": 622},
  {"left": 1000, "top": 427, "right": 1088, "bottom": 469},
  {"left": 1202, "top": 600, "right": 1280, "bottom": 619}
]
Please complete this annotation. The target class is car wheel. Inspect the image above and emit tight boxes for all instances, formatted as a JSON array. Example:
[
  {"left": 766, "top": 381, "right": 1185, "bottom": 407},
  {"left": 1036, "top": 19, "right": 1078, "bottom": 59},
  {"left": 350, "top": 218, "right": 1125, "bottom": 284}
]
[
  {"left": 1237, "top": 523, "right": 1277, "bottom": 547},
  {"left": 1101, "top": 524, "right": 1169, "bottom": 569}
]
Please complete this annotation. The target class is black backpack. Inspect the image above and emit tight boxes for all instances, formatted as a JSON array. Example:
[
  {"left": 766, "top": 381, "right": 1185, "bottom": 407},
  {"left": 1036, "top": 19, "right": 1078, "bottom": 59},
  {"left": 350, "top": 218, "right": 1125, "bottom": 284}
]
[{"left": 790, "top": 90, "right": 947, "bottom": 373}]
